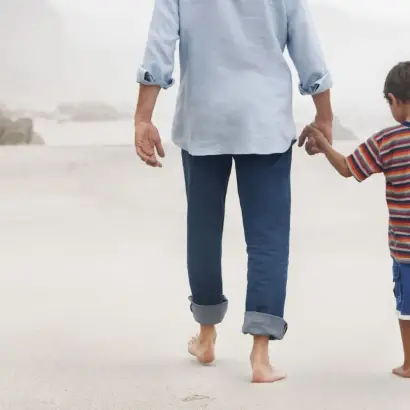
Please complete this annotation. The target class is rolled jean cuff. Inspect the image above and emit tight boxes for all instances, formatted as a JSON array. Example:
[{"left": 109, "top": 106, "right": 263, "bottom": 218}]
[
  {"left": 189, "top": 296, "right": 228, "bottom": 325},
  {"left": 242, "top": 311, "right": 288, "bottom": 340}
]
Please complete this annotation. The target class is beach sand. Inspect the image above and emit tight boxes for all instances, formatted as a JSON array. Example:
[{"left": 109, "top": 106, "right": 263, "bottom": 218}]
[{"left": 0, "top": 143, "right": 408, "bottom": 409}]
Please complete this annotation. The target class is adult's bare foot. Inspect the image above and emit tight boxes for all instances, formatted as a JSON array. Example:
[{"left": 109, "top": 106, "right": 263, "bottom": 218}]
[
  {"left": 188, "top": 326, "right": 216, "bottom": 364},
  {"left": 250, "top": 352, "right": 286, "bottom": 383},
  {"left": 392, "top": 365, "right": 410, "bottom": 378},
  {"left": 250, "top": 335, "right": 286, "bottom": 383}
]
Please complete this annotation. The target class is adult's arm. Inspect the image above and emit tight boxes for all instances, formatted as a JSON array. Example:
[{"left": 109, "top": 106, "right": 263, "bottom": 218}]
[
  {"left": 137, "top": 0, "right": 180, "bottom": 91},
  {"left": 135, "top": 0, "right": 179, "bottom": 166},
  {"left": 286, "top": 0, "right": 333, "bottom": 131}
]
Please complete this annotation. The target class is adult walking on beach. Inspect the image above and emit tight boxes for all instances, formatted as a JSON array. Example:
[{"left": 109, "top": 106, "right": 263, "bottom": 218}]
[{"left": 135, "top": 0, "right": 333, "bottom": 383}]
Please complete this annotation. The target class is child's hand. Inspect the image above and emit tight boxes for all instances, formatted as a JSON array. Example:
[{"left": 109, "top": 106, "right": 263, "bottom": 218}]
[{"left": 302, "top": 124, "right": 330, "bottom": 153}]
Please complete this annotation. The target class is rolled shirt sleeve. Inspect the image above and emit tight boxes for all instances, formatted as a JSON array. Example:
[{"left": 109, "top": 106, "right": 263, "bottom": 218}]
[
  {"left": 286, "top": 0, "right": 332, "bottom": 95},
  {"left": 346, "top": 135, "right": 383, "bottom": 182},
  {"left": 137, "top": 0, "right": 179, "bottom": 89}
]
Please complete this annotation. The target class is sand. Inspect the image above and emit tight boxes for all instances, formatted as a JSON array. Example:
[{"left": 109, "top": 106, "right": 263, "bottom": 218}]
[{"left": 0, "top": 143, "right": 408, "bottom": 409}]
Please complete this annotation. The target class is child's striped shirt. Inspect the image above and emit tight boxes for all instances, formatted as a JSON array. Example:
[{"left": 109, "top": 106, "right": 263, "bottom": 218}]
[{"left": 346, "top": 121, "right": 410, "bottom": 263}]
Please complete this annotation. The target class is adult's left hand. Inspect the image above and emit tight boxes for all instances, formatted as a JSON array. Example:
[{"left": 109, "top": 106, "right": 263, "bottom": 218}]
[{"left": 135, "top": 120, "right": 165, "bottom": 167}]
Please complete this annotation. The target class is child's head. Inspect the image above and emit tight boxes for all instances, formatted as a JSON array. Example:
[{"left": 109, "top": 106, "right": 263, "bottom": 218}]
[{"left": 384, "top": 62, "right": 410, "bottom": 123}]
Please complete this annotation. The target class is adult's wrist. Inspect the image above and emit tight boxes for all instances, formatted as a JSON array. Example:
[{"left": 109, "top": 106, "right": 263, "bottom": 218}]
[
  {"left": 315, "top": 114, "right": 333, "bottom": 124},
  {"left": 134, "top": 114, "right": 152, "bottom": 125}
]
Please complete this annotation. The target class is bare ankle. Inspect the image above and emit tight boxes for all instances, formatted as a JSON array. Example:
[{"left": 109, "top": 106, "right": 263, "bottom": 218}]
[
  {"left": 251, "top": 335, "right": 270, "bottom": 363},
  {"left": 399, "top": 320, "right": 410, "bottom": 370},
  {"left": 199, "top": 325, "right": 216, "bottom": 342}
]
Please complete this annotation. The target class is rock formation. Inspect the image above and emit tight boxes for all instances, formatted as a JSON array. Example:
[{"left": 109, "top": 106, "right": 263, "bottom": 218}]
[
  {"left": 51, "top": 102, "right": 131, "bottom": 122},
  {"left": 1, "top": 101, "right": 133, "bottom": 123},
  {"left": 0, "top": 111, "right": 44, "bottom": 145},
  {"left": 332, "top": 117, "right": 357, "bottom": 140}
]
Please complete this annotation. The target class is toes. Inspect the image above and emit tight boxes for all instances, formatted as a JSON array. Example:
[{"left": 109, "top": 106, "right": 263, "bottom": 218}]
[
  {"left": 392, "top": 367, "right": 410, "bottom": 378},
  {"left": 187, "top": 336, "right": 199, "bottom": 357},
  {"left": 187, "top": 335, "right": 215, "bottom": 364},
  {"left": 251, "top": 365, "right": 286, "bottom": 383},
  {"left": 252, "top": 374, "right": 286, "bottom": 383}
]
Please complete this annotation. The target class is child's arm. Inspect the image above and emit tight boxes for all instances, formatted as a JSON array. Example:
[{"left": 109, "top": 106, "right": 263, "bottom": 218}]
[
  {"left": 304, "top": 124, "right": 351, "bottom": 177},
  {"left": 304, "top": 124, "right": 383, "bottom": 181},
  {"left": 320, "top": 143, "right": 352, "bottom": 178}
]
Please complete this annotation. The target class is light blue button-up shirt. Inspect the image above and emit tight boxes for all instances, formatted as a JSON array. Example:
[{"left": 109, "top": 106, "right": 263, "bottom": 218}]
[{"left": 138, "top": 0, "right": 332, "bottom": 155}]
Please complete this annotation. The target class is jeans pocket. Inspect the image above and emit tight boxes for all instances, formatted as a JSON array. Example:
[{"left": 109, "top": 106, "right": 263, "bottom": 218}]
[{"left": 393, "top": 261, "right": 402, "bottom": 302}]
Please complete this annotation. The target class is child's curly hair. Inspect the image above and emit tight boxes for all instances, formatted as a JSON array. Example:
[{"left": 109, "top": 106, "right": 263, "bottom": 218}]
[{"left": 384, "top": 62, "right": 410, "bottom": 104}]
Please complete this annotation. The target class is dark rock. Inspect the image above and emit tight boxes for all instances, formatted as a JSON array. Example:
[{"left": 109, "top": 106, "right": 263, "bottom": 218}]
[{"left": 0, "top": 113, "right": 44, "bottom": 145}]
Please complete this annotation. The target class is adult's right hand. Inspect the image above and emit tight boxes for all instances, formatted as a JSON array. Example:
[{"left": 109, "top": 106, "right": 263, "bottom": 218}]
[
  {"left": 135, "top": 120, "right": 165, "bottom": 167},
  {"left": 313, "top": 118, "right": 333, "bottom": 146}
]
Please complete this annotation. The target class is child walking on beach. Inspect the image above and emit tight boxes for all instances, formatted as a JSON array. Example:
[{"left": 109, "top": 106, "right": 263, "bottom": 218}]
[{"left": 301, "top": 61, "right": 410, "bottom": 378}]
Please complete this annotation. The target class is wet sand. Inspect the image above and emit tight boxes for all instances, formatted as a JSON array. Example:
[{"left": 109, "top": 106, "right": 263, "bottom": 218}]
[{"left": 0, "top": 144, "right": 407, "bottom": 409}]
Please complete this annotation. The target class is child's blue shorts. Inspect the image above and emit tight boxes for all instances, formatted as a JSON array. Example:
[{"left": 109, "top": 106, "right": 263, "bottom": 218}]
[{"left": 393, "top": 259, "right": 410, "bottom": 319}]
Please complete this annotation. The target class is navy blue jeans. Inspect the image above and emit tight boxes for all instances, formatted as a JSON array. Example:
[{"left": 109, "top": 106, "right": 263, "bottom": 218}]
[{"left": 182, "top": 147, "right": 292, "bottom": 340}]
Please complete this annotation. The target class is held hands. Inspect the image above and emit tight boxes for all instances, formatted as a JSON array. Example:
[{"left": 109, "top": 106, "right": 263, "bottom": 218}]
[
  {"left": 298, "top": 119, "right": 333, "bottom": 155},
  {"left": 298, "top": 123, "right": 331, "bottom": 155},
  {"left": 135, "top": 120, "right": 165, "bottom": 167}
]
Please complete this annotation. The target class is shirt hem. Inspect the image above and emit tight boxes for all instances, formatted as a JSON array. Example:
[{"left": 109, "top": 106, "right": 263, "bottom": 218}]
[{"left": 172, "top": 139, "right": 296, "bottom": 156}]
